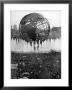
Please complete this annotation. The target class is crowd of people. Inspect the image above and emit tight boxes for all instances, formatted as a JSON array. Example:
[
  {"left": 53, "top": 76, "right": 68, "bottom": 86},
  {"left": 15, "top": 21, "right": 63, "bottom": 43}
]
[{"left": 11, "top": 51, "right": 61, "bottom": 79}]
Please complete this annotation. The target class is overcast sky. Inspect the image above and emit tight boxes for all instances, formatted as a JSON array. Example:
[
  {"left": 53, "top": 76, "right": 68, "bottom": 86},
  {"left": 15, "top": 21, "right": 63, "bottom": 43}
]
[{"left": 10, "top": 10, "right": 61, "bottom": 29}]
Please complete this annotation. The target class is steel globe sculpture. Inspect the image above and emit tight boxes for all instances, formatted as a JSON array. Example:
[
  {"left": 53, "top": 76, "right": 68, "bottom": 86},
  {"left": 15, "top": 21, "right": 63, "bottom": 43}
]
[{"left": 19, "top": 13, "right": 50, "bottom": 45}]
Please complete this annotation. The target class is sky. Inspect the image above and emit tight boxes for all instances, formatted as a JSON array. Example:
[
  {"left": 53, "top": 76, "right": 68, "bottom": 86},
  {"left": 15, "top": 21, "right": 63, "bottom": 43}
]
[
  {"left": 10, "top": 10, "right": 61, "bottom": 29},
  {"left": 11, "top": 10, "right": 61, "bottom": 52}
]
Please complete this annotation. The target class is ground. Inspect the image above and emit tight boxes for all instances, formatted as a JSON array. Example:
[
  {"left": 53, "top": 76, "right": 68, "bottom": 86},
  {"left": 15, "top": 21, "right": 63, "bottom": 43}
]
[{"left": 11, "top": 50, "right": 61, "bottom": 79}]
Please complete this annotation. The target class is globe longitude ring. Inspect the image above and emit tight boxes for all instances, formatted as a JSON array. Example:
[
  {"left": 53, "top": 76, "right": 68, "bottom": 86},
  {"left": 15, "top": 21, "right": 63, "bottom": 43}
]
[{"left": 19, "top": 13, "right": 50, "bottom": 45}]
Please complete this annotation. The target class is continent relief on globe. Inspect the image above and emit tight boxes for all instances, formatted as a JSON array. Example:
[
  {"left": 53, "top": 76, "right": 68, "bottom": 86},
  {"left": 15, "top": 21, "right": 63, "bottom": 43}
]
[
  {"left": 11, "top": 13, "right": 61, "bottom": 43},
  {"left": 19, "top": 13, "right": 50, "bottom": 44}
]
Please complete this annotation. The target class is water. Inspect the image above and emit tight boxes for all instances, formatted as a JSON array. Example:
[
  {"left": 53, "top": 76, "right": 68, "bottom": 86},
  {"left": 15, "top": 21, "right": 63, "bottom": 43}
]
[{"left": 11, "top": 38, "right": 61, "bottom": 53}]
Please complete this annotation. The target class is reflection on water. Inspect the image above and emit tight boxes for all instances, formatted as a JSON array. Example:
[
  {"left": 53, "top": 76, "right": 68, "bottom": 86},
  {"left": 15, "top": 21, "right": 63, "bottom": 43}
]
[{"left": 11, "top": 38, "right": 61, "bottom": 53}]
